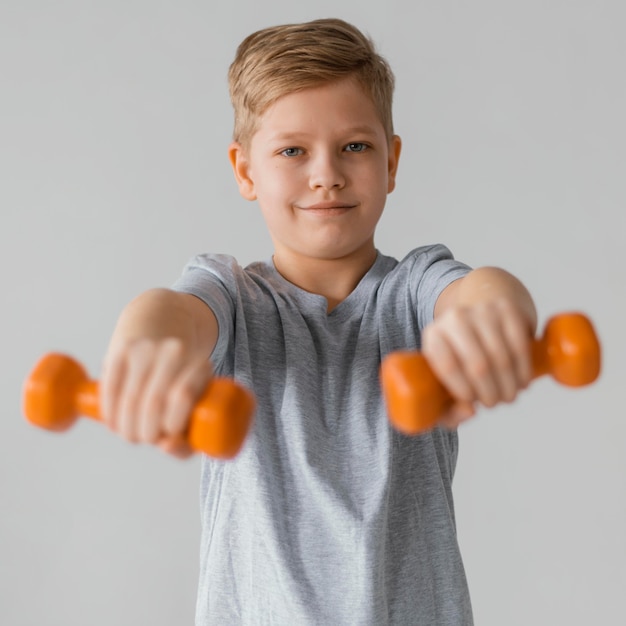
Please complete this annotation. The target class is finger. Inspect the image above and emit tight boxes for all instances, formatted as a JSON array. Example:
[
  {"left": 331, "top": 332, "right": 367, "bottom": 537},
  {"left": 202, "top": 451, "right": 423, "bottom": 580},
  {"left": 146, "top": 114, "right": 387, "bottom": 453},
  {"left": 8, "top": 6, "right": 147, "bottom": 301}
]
[
  {"left": 115, "top": 342, "right": 155, "bottom": 443},
  {"left": 156, "top": 435, "right": 194, "bottom": 459},
  {"left": 425, "top": 319, "right": 500, "bottom": 406},
  {"left": 135, "top": 340, "right": 188, "bottom": 444},
  {"left": 162, "top": 359, "right": 214, "bottom": 439},
  {"left": 438, "top": 401, "right": 476, "bottom": 430},
  {"left": 499, "top": 305, "right": 533, "bottom": 388},
  {"left": 471, "top": 311, "right": 518, "bottom": 405},
  {"left": 100, "top": 351, "right": 127, "bottom": 430},
  {"left": 422, "top": 326, "right": 475, "bottom": 404},
  {"left": 438, "top": 305, "right": 519, "bottom": 407}
]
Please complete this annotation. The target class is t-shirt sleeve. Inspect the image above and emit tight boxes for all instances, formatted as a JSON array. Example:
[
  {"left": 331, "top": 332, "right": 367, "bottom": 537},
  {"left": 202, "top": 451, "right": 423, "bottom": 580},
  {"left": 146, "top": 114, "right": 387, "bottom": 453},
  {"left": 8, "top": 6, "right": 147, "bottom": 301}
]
[
  {"left": 170, "top": 254, "right": 237, "bottom": 368},
  {"left": 409, "top": 244, "right": 472, "bottom": 330}
]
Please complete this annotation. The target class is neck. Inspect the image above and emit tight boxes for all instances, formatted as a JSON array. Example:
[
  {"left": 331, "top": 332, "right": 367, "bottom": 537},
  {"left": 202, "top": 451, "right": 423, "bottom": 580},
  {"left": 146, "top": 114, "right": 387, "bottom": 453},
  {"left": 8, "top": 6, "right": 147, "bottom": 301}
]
[{"left": 273, "top": 246, "right": 377, "bottom": 312}]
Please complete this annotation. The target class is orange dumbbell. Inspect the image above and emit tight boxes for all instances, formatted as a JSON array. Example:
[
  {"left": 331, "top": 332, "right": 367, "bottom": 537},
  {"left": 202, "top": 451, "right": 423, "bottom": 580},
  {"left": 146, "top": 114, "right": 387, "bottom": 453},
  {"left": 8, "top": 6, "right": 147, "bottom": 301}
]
[
  {"left": 380, "top": 312, "right": 601, "bottom": 436},
  {"left": 23, "top": 353, "right": 256, "bottom": 459}
]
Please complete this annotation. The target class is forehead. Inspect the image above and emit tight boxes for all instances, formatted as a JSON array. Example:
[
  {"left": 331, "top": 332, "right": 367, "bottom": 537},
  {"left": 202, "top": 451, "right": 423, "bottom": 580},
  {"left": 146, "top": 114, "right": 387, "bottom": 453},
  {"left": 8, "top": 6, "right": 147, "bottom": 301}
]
[{"left": 255, "top": 78, "right": 385, "bottom": 139}]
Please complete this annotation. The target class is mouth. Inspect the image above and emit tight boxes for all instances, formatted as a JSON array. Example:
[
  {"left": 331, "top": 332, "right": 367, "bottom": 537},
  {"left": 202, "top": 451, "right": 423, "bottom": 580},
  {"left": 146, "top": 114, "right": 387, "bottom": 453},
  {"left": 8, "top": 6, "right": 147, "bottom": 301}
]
[{"left": 299, "top": 201, "right": 357, "bottom": 215}]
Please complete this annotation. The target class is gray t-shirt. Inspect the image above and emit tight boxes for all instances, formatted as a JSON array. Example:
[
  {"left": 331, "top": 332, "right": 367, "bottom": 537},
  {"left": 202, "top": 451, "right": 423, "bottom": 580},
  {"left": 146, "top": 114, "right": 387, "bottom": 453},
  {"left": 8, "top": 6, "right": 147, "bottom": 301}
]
[{"left": 173, "top": 244, "right": 473, "bottom": 625}]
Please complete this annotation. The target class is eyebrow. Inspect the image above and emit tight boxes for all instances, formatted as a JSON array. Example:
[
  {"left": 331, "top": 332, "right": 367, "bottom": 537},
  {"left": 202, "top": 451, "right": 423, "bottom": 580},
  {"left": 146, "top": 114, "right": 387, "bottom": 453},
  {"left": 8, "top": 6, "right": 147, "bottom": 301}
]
[{"left": 269, "top": 125, "right": 381, "bottom": 141}]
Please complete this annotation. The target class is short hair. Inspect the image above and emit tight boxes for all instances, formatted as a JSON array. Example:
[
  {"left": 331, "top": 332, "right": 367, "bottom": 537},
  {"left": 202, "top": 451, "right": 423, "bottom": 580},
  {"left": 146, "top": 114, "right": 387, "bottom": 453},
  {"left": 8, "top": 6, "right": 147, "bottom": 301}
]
[{"left": 228, "top": 18, "right": 395, "bottom": 147}]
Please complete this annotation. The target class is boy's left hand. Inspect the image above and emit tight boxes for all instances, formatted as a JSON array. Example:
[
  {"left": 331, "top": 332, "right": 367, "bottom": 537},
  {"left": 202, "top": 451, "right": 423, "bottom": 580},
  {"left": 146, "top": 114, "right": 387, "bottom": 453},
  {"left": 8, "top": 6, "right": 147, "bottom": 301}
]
[{"left": 422, "top": 296, "right": 534, "bottom": 430}]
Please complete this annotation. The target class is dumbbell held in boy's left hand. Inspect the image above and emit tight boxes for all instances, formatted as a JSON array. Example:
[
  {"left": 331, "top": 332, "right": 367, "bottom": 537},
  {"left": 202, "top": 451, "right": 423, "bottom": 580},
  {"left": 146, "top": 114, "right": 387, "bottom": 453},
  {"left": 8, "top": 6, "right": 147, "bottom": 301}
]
[{"left": 380, "top": 311, "right": 601, "bottom": 436}]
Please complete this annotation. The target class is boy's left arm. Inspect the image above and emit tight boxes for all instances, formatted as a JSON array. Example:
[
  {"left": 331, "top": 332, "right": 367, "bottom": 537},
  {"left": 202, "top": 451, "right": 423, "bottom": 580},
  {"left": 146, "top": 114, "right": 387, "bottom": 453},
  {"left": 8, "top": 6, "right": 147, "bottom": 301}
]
[{"left": 424, "top": 266, "right": 538, "bottom": 429}]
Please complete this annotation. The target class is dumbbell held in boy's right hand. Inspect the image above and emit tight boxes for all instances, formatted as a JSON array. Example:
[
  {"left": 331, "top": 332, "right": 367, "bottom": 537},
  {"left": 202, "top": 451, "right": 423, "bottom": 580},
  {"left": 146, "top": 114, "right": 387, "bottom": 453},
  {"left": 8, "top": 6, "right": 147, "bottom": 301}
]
[
  {"left": 380, "top": 312, "right": 601, "bottom": 436},
  {"left": 22, "top": 353, "right": 256, "bottom": 459}
]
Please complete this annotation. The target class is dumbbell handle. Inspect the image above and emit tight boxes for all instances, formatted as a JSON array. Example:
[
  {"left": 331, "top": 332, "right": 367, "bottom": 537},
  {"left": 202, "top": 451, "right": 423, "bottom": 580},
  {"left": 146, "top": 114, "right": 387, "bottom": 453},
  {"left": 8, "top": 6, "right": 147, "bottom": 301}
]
[
  {"left": 23, "top": 353, "right": 255, "bottom": 459},
  {"left": 70, "top": 380, "right": 100, "bottom": 422},
  {"left": 380, "top": 312, "right": 601, "bottom": 435}
]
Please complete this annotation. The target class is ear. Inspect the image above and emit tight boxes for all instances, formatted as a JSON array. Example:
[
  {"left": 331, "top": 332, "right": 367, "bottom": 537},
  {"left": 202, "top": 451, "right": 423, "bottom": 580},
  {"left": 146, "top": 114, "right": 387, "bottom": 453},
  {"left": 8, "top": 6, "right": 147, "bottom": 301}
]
[
  {"left": 387, "top": 135, "right": 402, "bottom": 194},
  {"left": 228, "top": 142, "right": 257, "bottom": 201}
]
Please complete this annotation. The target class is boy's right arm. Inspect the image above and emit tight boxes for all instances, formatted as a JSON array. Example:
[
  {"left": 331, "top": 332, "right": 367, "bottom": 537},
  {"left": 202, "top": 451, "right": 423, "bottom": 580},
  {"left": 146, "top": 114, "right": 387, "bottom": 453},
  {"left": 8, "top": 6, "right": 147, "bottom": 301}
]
[{"left": 101, "top": 288, "right": 218, "bottom": 458}]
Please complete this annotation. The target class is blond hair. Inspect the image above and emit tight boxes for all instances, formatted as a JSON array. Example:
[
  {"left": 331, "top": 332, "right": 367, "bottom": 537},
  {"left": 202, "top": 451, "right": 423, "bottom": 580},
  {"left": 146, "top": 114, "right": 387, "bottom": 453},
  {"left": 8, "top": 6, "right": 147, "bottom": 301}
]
[{"left": 228, "top": 18, "right": 395, "bottom": 147}]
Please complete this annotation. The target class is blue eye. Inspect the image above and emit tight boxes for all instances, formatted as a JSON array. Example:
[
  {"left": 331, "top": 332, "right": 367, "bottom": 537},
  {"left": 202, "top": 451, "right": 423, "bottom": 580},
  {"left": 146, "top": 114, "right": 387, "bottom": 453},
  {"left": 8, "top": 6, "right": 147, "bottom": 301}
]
[
  {"left": 345, "top": 143, "right": 368, "bottom": 153},
  {"left": 281, "top": 147, "right": 303, "bottom": 157}
]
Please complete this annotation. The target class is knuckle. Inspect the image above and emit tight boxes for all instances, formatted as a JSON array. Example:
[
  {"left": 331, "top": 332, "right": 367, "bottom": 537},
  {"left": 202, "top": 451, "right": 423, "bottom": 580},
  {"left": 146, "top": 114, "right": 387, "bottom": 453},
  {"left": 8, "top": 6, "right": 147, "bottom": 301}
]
[
  {"left": 482, "top": 396, "right": 498, "bottom": 408},
  {"left": 127, "top": 337, "right": 153, "bottom": 357},
  {"left": 170, "top": 382, "right": 196, "bottom": 407},
  {"left": 164, "top": 384, "right": 198, "bottom": 433},
  {"left": 435, "top": 353, "right": 459, "bottom": 380},
  {"left": 137, "top": 420, "right": 162, "bottom": 445},
  {"left": 512, "top": 334, "right": 531, "bottom": 359},
  {"left": 469, "top": 356, "right": 490, "bottom": 380},
  {"left": 120, "top": 422, "right": 139, "bottom": 444},
  {"left": 453, "top": 387, "right": 475, "bottom": 404},
  {"left": 479, "top": 385, "right": 499, "bottom": 407},
  {"left": 170, "top": 385, "right": 196, "bottom": 419},
  {"left": 444, "top": 377, "right": 475, "bottom": 405},
  {"left": 162, "top": 337, "right": 185, "bottom": 359},
  {"left": 495, "top": 296, "right": 516, "bottom": 316},
  {"left": 139, "top": 423, "right": 160, "bottom": 445},
  {"left": 503, "top": 388, "right": 517, "bottom": 403},
  {"left": 492, "top": 350, "right": 512, "bottom": 372},
  {"left": 142, "top": 391, "right": 166, "bottom": 419},
  {"left": 446, "top": 307, "right": 467, "bottom": 330}
]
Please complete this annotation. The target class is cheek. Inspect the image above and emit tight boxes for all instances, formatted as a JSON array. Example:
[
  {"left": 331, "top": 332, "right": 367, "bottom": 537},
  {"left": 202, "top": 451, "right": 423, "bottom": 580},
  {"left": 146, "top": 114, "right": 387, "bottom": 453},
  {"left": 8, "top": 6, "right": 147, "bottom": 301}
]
[
  {"left": 359, "top": 168, "right": 389, "bottom": 203},
  {"left": 256, "top": 166, "right": 297, "bottom": 201}
]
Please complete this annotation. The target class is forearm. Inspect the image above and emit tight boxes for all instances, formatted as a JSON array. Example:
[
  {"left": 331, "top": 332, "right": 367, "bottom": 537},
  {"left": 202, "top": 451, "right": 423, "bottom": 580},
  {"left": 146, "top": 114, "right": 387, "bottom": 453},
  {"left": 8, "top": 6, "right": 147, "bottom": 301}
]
[{"left": 107, "top": 288, "right": 217, "bottom": 359}]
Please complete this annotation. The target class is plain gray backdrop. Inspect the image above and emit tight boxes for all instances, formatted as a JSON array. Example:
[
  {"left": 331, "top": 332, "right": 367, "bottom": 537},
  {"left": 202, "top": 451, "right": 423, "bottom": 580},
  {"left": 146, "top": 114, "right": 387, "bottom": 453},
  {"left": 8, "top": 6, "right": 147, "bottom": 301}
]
[{"left": 2, "top": 1, "right": 624, "bottom": 625}]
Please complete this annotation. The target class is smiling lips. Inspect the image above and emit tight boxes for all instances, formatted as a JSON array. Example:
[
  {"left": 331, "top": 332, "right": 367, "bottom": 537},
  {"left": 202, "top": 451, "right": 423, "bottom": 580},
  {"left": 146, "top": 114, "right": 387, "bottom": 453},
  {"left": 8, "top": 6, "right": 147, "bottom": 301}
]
[{"left": 300, "top": 201, "right": 356, "bottom": 215}]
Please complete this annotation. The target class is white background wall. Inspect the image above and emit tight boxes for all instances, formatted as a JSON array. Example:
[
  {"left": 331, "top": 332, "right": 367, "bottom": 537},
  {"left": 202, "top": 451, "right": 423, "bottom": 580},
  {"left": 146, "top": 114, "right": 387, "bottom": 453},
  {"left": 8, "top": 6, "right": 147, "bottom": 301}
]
[{"left": 2, "top": 1, "right": 624, "bottom": 624}]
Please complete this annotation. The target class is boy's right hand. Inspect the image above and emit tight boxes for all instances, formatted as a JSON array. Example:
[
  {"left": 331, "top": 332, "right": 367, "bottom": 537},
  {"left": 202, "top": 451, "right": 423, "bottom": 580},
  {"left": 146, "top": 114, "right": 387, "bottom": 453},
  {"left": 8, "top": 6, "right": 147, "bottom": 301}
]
[{"left": 100, "top": 338, "right": 214, "bottom": 459}]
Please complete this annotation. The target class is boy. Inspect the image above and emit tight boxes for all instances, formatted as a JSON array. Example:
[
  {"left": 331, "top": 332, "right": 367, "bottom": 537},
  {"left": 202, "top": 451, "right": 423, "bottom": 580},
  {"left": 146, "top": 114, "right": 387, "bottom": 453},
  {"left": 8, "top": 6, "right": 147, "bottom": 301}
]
[{"left": 101, "top": 18, "right": 536, "bottom": 625}]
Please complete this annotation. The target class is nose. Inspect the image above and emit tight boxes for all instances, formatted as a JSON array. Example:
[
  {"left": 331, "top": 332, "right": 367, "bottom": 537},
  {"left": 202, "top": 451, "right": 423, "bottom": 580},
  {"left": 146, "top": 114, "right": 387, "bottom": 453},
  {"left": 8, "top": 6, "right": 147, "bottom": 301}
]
[{"left": 308, "top": 151, "right": 346, "bottom": 191}]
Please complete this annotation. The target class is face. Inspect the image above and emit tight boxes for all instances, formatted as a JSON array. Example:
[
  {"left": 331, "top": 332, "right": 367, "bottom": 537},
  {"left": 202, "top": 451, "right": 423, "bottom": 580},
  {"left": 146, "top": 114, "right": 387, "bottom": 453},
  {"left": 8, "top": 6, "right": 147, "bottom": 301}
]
[{"left": 229, "top": 78, "right": 401, "bottom": 266}]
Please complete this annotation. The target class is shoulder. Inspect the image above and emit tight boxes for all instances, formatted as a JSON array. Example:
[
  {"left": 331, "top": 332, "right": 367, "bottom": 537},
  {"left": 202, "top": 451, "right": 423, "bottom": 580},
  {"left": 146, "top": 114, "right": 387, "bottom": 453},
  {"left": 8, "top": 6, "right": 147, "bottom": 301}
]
[
  {"left": 177, "top": 254, "right": 274, "bottom": 288},
  {"left": 399, "top": 244, "right": 459, "bottom": 268},
  {"left": 380, "top": 244, "right": 468, "bottom": 284},
  {"left": 181, "top": 253, "right": 242, "bottom": 278}
]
